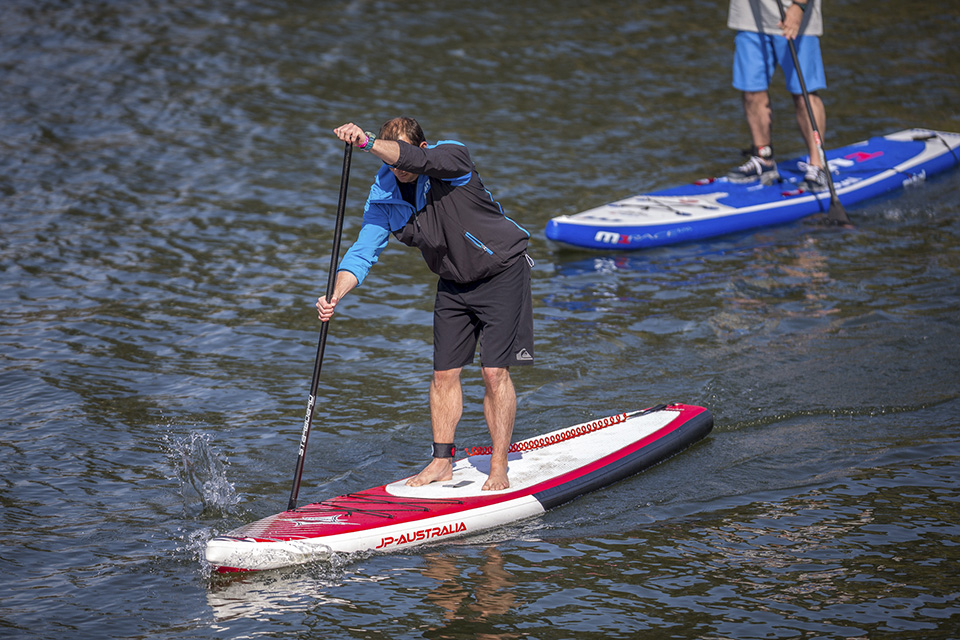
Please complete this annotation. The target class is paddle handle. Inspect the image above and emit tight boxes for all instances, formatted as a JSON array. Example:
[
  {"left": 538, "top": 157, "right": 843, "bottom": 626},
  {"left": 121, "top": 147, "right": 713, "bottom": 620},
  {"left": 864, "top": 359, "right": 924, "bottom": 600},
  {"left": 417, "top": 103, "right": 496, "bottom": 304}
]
[{"left": 287, "top": 142, "right": 352, "bottom": 512}]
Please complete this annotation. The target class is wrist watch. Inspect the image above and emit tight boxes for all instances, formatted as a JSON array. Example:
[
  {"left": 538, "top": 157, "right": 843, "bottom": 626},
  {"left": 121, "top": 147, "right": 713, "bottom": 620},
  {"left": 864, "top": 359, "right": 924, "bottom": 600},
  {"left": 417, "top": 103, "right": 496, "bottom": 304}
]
[{"left": 359, "top": 131, "right": 376, "bottom": 151}]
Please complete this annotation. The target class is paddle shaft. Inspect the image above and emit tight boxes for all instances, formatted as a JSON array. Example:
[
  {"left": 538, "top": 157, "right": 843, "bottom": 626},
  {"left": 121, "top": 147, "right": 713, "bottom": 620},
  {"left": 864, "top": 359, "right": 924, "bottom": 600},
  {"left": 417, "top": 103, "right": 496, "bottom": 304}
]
[
  {"left": 774, "top": 0, "right": 849, "bottom": 225},
  {"left": 288, "top": 142, "right": 352, "bottom": 511}
]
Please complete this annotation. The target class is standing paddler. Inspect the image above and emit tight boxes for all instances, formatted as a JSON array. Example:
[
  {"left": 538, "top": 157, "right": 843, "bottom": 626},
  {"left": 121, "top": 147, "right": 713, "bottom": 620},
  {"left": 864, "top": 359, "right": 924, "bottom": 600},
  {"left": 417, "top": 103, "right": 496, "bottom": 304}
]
[{"left": 318, "top": 118, "right": 534, "bottom": 491}]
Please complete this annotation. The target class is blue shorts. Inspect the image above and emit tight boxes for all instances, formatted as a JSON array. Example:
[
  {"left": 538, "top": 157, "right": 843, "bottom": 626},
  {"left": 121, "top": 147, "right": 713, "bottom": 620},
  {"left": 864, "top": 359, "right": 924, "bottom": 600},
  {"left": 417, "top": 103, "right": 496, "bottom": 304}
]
[{"left": 733, "top": 31, "right": 826, "bottom": 94}]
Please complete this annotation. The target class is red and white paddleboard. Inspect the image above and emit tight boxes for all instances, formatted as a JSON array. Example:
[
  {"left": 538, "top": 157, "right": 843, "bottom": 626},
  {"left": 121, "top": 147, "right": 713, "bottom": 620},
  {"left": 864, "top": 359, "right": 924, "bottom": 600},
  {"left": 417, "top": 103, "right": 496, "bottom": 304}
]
[{"left": 205, "top": 403, "right": 713, "bottom": 572}]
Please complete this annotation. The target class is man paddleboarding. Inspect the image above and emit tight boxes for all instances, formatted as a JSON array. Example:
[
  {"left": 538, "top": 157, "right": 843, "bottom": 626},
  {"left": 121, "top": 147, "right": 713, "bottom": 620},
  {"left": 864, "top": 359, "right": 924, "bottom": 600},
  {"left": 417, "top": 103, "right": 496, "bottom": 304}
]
[
  {"left": 319, "top": 117, "right": 534, "bottom": 491},
  {"left": 726, "top": 0, "right": 832, "bottom": 190}
]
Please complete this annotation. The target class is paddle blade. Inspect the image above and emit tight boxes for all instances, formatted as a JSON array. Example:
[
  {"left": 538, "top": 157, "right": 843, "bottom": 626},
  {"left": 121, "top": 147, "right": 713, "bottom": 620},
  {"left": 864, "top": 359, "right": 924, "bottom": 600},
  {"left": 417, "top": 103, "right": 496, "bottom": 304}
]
[{"left": 825, "top": 198, "right": 852, "bottom": 227}]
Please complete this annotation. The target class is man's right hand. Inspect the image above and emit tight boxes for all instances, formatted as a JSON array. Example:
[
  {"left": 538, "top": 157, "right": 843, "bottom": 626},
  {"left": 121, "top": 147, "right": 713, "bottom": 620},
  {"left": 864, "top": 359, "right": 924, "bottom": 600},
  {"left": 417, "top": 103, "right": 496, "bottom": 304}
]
[
  {"left": 779, "top": 2, "right": 805, "bottom": 40},
  {"left": 315, "top": 270, "right": 359, "bottom": 323},
  {"left": 316, "top": 295, "right": 338, "bottom": 322}
]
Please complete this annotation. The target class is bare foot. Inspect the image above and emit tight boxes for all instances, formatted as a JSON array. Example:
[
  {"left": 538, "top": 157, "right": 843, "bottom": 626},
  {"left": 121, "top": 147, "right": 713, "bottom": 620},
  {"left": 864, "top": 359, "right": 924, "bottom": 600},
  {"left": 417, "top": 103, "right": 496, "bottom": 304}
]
[
  {"left": 405, "top": 458, "right": 453, "bottom": 487},
  {"left": 482, "top": 470, "right": 509, "bottom": 491}
]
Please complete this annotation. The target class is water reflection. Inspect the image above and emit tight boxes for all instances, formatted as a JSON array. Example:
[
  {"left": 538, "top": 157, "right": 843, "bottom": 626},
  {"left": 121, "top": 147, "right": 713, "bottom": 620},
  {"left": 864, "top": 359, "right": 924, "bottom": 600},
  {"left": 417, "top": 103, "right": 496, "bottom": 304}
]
[
  {"left": 702, "top": 488, "right": 876, "bottom": 606},
  {"left": 206, "top": 564, "right": 352, "bottom": 622},
  {"left": 546, "top": 232, "right": 838, "bottom": 342},
  {"left": 421, "top": 548, "right": 519, "bottom": 638},
  {"left": 204, "top": 546, "right": 521, "bottom": 635},
  {"left": 711, "top": 235, "right": 838, "bottom": 341}
]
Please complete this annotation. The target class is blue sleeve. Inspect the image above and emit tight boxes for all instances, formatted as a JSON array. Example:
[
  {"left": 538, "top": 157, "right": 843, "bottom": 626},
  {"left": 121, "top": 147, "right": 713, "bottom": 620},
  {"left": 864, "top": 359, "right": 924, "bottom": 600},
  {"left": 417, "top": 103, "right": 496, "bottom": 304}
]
[{"left": 337, "top": 205, "right": 391, "bottom": 286}]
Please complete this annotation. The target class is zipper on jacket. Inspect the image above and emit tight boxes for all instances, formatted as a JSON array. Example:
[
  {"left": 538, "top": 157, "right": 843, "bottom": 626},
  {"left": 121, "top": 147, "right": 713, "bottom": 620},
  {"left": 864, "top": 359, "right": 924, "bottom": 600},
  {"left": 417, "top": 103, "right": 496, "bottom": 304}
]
[{"left": 464, "top": 231, "right": 494, "bottom": 255}]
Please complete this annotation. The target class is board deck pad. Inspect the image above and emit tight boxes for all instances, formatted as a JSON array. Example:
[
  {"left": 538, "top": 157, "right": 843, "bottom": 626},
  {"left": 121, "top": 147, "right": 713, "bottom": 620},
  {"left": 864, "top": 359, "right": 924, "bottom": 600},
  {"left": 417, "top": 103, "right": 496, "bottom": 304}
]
[
  {"left": 388, "top": 406, "right": 675, "bottom": 499},
  {"left": 205, "top": 403, "right": 713, "bottom": 573},
  {"left": 545, "top": 129, "right": 960, "bottom": 250}
]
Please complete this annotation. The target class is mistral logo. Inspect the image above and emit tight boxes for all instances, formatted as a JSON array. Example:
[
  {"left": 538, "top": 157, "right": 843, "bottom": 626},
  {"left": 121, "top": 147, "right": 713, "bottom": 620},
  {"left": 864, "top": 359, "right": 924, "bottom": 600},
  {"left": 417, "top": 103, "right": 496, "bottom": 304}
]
[
  {"left": 594, "top": 231, "right": 629, "bottom": 245},
  {"left": 515, "top": 348, "right": 533, "bottom": 362}
]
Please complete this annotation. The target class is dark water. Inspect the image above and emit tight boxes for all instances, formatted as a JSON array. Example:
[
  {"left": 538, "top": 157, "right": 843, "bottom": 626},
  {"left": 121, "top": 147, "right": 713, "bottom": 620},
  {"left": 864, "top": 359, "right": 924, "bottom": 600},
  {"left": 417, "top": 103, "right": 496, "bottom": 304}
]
[{"left": 3, "top": 1, "right": 959, "bottom": 638}]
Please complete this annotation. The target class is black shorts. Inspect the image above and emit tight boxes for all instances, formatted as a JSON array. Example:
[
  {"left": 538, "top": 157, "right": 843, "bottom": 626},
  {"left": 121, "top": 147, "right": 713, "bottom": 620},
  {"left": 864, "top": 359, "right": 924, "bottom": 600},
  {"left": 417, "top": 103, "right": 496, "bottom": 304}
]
[{"left": 433, "top": 256, "right": 534, "bottom": 371}]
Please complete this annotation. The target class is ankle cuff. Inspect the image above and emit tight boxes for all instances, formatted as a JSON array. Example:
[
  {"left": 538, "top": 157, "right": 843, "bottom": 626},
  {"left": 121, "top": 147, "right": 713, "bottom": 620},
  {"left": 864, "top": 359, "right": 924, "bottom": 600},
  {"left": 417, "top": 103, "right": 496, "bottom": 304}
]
[{"left": 432, "top": 443, "right": 456, "bottom": 459}]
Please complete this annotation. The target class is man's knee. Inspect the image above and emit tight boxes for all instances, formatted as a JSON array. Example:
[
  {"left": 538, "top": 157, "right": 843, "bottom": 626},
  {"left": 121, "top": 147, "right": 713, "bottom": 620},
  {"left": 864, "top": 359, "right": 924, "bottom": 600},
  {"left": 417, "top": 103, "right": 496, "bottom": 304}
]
[
  {"left": 743, "top": 90, "right": 770, "bottom": 107},
  {"left": 432, "top": 368, "right": 462, "bottom": 388},
  {"left": 480, "top": 366, "right": 511, "bottom": 390}
]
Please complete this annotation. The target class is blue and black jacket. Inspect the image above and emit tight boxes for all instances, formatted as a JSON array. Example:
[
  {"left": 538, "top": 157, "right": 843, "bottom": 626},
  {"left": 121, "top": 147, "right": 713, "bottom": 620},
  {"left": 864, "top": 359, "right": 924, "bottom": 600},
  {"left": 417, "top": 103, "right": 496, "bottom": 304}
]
[{"left": 338, "top": 140, "right": 529, "bottom": 285}]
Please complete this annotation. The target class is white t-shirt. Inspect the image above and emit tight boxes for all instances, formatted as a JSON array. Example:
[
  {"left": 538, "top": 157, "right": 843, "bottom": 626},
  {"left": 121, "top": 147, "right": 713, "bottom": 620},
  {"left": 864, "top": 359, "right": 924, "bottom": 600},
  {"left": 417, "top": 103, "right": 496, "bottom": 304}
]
[{"left": 727, "top": 0, "right": 823, "bottom": 37}]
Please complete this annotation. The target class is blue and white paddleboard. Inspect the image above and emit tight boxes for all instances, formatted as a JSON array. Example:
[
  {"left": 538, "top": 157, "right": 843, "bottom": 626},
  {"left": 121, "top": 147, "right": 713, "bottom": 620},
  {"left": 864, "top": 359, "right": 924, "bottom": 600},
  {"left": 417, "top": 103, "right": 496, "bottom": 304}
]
[{"left": 545, "top": 129, "right": 960, "bottom": 250}]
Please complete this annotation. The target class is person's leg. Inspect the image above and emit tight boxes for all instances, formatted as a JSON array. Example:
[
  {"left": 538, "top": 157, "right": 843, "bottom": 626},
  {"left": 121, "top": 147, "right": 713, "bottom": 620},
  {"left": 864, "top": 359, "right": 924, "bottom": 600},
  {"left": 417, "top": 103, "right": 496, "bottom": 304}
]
[
  {"left": 406, "top": 367, "right": 463, "bottom": 487},
  {"left": 734, "top": 30, "right": 775, "bottom": 152},
  {"left": 408, "top": 276, "right": 480, "bottom": 487},
  {"left": 728, "top": 89, "right": 779, "bottom": 183},
  {"left": 792, "top": 91, "right": 826, "bottom": 167},
  {"left": 480, "top": 366, "right": 515, "bottom": 491},
  {"left": 471, "top": 258, "right": 532, "bottom": 490},
  {"left": 779, "top": 34, "right": 827, "bottom": 169},
  {"left": 729, "top": 31, "right": 779, "bottom": 183},
  {"left": 744, "top": 90, "right": 773, "bottom": 151}
]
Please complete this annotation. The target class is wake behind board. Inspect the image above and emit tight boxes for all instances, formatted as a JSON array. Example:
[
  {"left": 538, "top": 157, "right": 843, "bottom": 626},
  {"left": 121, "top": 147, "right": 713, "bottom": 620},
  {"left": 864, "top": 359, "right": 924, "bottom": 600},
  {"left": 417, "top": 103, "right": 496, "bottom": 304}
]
[
  {"left": 205, "top": 403, "right": 713, "bottom": 573},
  {"left": 545, "top": 128, "right": 960, "bottom": 250}
]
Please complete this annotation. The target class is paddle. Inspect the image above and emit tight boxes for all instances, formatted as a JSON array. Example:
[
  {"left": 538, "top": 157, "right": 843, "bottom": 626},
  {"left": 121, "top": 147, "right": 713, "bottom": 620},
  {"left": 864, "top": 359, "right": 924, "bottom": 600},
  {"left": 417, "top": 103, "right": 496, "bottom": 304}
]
[
  {"left": 287, "top": 141, "right": 352, "bottom": 511},
  {"left": 774, "top": 0, "right": 850, "bottom": 226}
]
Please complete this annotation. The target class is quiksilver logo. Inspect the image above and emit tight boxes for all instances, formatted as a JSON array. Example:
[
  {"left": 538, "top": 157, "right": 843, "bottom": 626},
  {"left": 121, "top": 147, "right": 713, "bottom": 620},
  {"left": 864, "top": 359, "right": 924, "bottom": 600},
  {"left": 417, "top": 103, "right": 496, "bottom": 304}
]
[{"left": 515, "top": 348, "right": 533, "bottom": 361}]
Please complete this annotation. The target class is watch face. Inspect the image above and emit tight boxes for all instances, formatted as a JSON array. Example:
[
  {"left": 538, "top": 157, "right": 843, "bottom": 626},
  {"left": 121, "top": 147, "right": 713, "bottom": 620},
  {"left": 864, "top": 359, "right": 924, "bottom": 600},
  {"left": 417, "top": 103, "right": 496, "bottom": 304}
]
[{"left": 758, "top": 145, "right": 773, "bottom": 159}]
